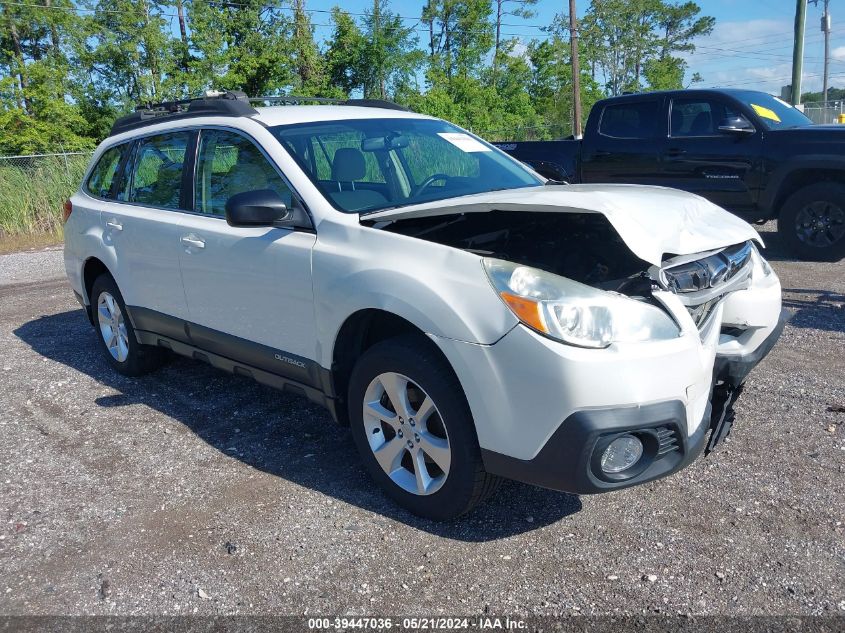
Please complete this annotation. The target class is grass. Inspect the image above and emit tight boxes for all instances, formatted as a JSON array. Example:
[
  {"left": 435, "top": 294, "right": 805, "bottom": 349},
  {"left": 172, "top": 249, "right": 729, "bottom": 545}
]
[
  {"left": 0, "top": 154, "right": 89, "bottom": 240},
  {"left": 0, "top": 231, "right": 63, "bottom": 255}
]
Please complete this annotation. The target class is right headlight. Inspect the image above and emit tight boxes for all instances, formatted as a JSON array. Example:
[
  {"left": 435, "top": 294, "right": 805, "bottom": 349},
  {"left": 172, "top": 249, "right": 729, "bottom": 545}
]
[{"left": 483, "top": 258, "right": 681, "bottom": 349}]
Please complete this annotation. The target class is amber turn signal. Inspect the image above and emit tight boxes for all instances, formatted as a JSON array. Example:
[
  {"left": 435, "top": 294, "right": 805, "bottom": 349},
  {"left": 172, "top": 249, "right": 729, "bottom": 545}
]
[{"left": 499, "top": 291, "right": 547, "bottom": 334}]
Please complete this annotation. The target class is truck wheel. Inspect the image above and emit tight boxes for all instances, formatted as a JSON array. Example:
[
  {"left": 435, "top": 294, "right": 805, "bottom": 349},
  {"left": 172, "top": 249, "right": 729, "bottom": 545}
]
[
  {"left": 90, "top": 274, "right": 166, "bottom": 376},
  {"left": 779, "top": 182, "right": 845, "bottom": 261},
  {"left": 347, "top": 335, "right": 501, "bottom": 520}
]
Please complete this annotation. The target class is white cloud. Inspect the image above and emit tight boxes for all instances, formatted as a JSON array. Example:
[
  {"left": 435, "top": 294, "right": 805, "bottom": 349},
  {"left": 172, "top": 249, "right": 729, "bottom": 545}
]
[{"left": 683, "top": 18, "right": 845, "bottom": 94}]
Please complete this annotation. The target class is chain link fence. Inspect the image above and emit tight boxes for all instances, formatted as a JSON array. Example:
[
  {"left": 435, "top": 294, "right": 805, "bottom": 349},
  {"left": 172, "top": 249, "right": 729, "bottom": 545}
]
[
  {"left": 0, "top": 151, "right": 92, "bottom": 237},
  {"left": 801, "top": 100, "right": 845, "bottom": 125}
]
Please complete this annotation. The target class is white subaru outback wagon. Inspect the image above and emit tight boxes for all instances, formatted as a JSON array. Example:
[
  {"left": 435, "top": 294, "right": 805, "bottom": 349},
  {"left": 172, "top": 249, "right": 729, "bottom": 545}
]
[{"left": 64, "top": 91, "right": 786, "bottom": 520}]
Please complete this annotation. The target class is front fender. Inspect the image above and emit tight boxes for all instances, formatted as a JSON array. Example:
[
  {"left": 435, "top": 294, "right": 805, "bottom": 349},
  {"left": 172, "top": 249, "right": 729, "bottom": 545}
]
[
  {"left": 312, "top": 220, "right": 517, "bottom": 368},
  {"left": 759, "top": 154, "right": 845, "bottom": 214}
]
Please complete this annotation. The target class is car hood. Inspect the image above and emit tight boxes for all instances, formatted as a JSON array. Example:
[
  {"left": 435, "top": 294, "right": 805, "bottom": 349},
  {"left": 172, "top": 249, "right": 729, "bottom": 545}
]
[{"left": 364, "top": 184, "right": 762, "bottom": 266}]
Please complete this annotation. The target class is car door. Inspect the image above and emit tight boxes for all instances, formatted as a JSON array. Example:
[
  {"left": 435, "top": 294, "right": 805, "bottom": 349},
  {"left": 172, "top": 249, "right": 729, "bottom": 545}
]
[
  {"left": 177, "top": 127, "right": 319, "bottom": 383},
  {"left": 103, "top": 131, "right": 192, "bottom": 332},
  {"left": 660, "top": 96, "right": 762, "bottom": 212},
  {"left": 581, "top": 98, "right": 666, "bottom": 185}
]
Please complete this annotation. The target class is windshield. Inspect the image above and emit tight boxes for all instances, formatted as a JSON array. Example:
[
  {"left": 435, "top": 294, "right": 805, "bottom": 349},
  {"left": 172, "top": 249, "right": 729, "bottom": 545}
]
[
  {"left": 732, "top": 91, "right": 813, "bottom": 129},
  {"left": 272, "top": 118, "right": 542, "bottom": 213}
]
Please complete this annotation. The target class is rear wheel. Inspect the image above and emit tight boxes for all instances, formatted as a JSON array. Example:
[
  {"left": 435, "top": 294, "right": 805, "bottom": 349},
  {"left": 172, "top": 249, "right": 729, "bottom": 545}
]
[
  {"left": 779, "top": 182, "right": 845, "bottom": 261},
  {"left": 90, "top": 274, "right": 165, "bottom": 376},
  {"left": 347, "top": 335, "right": 501, "bottom": 520}
]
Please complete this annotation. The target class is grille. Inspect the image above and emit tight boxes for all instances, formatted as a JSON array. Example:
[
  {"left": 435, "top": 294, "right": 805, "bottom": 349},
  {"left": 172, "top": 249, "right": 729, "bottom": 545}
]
[
  {"left": 660, "top": 241, "right": 755, "bottom": 335},
  {"left": 662, "top": 242, "right": 753, "bottom": 294},
  {"left": 655, "top": 426, "right": 681, "bottom": 457}
]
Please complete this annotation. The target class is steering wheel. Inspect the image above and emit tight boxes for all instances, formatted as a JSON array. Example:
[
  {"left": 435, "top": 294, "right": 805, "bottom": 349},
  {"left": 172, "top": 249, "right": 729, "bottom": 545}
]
[{"left": 413, "top": 173, "right": 451, "bottom": 197}]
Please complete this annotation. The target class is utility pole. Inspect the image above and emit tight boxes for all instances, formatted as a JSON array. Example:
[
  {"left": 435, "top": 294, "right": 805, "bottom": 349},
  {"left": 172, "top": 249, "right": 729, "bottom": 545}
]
[
  {"left": 569, "top": 0, "right": 583, "bottom": 138},
  {"left": 822, "top": 0, "right": 831, "bottom": 105},
  {"left": 791, "top": 0, "right": 807, "bottom": 105}
]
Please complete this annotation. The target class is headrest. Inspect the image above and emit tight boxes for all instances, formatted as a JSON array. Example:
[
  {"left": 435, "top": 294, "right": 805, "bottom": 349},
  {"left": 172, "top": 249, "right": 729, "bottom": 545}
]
[{"left": 331, "top": 147, "right": 366, "bottom": 182}]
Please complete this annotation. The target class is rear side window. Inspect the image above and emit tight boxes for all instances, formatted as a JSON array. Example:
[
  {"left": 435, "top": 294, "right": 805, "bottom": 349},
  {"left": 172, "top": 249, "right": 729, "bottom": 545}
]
[
  {"left": 599, "top": 101, "right": 660, "bottom": 139},
  {"left": 86, "top": 144, "right": 128, "bottom": 198},
  {"left": 128, "top": 133, "right": 190, "bottom": 210}
]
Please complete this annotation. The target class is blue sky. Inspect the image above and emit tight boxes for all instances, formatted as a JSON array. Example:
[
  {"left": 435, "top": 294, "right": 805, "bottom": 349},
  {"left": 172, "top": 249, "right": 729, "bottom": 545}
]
[{"left": 302, "top": 0, "right": 845, "bottom": 97}]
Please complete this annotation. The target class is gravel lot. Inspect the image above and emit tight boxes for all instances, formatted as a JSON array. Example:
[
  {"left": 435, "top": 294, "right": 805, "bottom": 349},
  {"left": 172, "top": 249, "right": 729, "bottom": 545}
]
[{"left": 0, "top": 225, "right": 843, "bottom": 617}]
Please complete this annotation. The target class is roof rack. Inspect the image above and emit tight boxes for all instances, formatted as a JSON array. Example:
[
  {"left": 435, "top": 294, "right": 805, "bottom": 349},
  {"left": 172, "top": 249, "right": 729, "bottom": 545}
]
[
  {"left": 109, "top": 91, "right": 412, "bottom": 136},
  {"left": 249, "top": 95, "right": 412, "bottom": 112},
  {"left": 110, "top": 90, "right": 258, "bottom": 135}
]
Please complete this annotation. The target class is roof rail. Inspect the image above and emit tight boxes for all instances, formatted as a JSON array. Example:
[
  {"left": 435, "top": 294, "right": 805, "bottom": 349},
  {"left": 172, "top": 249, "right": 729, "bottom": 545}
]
[
  {"left": 108, "top": 91, "right": 413, "bottom": 137},
  {"left": 110, "top": 90, "right": 258, "bottom": 136},
  {"left": 249, "top": 95, "right": 412, "bottom": 112}
]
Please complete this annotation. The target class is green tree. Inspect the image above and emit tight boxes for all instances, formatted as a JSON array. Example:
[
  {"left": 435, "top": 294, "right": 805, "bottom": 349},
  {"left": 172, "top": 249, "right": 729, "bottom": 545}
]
[
  {"left": 360, "top": 0, "right": 422, "bottom": 99},
  {"left": 186, "top": 0, "right": 293, "bottom": 97},
  {"left": 0, "top": 1, "right": 93, "bottom": 153},
  {"left": 493, "top": 0, "right": 537, "bottom": 74},
  {"left": 528, "top": 27, "right": 603, "bottom": 138},
  {"left": 324, "top": 8, "right": 366, "bottom": 96},
  {"left": 83, "top": 0, "right": 176, "bottom": 105},
  {"left": 580, "top": 0, "right": 712, "bottom": 95},
  {"left": 325, "top": 2, "right": 421, "bottom": 100},
  {"left": 423, "top": 0, "right": 493, "bottom": 80},
  {"left": 290, "top": 0, "right": 327, "bottom": 95}
]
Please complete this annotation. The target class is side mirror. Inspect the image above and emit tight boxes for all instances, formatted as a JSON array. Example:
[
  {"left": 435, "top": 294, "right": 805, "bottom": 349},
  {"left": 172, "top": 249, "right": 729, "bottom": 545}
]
[
  {"left": 718, "top": 116, "right": 755, "bottom": 135},
  {"left": 225, "top": 189, "right": 289, "bottom": 227}
]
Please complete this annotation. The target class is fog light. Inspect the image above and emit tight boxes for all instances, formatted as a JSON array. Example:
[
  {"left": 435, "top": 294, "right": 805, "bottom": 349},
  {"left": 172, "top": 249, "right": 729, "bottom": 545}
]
[{"left": 600, "top": 435, "right": 643, "bottom": 474}]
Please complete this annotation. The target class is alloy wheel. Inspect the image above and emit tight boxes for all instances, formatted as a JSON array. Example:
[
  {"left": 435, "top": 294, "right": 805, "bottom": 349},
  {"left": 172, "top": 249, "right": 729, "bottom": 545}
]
[
  {"left": 97, "top": 291, "right": 129, "bottom": 362},
  {"left": 362, "top": 371, "right": 451, "bottom": 496},
  {"left": 795, "top": 200, "right": 845, "bottom": 248}
]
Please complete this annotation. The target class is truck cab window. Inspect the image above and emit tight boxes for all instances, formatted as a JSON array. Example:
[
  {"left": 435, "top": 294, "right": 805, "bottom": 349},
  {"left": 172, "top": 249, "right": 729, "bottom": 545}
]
[
  {"left": 671, "top": 99, "right": 740, "bottom": 137},
  {"left": 599, "top": 102, "right": 660, "bottom": 139}
]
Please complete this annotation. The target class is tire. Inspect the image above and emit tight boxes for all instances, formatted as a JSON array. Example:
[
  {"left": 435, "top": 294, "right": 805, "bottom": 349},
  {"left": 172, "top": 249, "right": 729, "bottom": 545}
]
[
  {"left": 347, "top": 335, "right": 501, "bottom": 520},
  {"left": 778, "top": 182, "right": 845, "bottom": 261},
  {"left": 90, "top": 274, "right": 165, "bottom": 376}
]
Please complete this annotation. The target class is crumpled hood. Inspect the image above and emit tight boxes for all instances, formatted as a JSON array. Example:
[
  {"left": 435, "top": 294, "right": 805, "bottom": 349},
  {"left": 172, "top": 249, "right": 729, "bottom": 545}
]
[{"left": 365, "top": 183, "right": 762, "bottom": 266}]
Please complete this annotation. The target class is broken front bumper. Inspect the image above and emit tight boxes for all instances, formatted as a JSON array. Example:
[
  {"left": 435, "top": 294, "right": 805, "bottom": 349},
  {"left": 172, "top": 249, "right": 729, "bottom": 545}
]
[
  {"left": 476, "top": 308, "right": 789, "bottom": 494},
  {"left": 430, "top": 256, "right": 785, "bottom": 495}
]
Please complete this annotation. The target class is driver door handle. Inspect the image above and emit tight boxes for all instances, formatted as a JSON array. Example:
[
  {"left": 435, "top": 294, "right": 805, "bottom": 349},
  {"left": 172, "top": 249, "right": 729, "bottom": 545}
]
[
  {"left": 106, "top": 220, "right": 123, "bottom": 231},
  {"left": 180, "top": 235, "right": 205, "bottom": 250}
]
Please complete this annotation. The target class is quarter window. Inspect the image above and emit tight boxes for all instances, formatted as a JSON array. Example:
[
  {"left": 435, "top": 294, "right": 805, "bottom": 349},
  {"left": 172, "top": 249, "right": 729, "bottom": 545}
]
[
  {"left": 86, "top": 144, "right": 128, "bottom": 199},
  {"left": 194, "top": 130, "right": 292, "bottom": 216},
  {"left": 599, "top": 101, "right": 660, "bottom": 139},
  {"left": 128, "top": 133, "right": 189, "bottom": 210}
]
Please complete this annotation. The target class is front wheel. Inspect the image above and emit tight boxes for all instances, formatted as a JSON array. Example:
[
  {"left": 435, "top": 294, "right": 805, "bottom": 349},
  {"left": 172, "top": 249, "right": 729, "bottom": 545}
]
[
  {"left": 778, "top": 182, "right": 845, "bottom": 261},
  {"left": 347, "top": 335, "right": 501, "bottom": 520}
]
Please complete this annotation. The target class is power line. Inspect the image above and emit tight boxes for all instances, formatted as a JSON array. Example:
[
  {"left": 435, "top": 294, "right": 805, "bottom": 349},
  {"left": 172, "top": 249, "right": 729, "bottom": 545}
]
[{"left": 707, "top": 69, "right": 845, "bottom": 88}]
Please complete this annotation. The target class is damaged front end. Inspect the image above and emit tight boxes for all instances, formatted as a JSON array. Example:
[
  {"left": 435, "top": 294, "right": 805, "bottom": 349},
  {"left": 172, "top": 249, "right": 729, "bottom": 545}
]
[{"left": 374, "top": 208, "right": 785, "bottom": 454}]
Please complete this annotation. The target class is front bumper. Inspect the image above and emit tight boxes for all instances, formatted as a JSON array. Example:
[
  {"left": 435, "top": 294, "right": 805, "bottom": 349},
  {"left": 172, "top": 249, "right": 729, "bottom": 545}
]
[
  {"left": 481, "top": 399, "right": 709, "bottom": 494},
  {"left": 431, "top": 256, "right": 786, "bottom": 494},
  {"left": 475, "top": 309, "right": 788, "bottom": 494},
  {"left": 474, "top": 310, "right": 791, "bottom": 494}
]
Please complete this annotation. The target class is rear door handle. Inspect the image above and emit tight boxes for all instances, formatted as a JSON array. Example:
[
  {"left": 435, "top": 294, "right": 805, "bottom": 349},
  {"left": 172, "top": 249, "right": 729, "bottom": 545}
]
[
  {"left": 180, "top": 235, "right": 205, "bottom": 250},
  {"left": 665, "top": 148, "right": 687, "bottom": 157},
  {"left": 106, "top": 220, "right": 123, "bottom": 231},
  {"left": 593, "top": 150, "right": 612, "bottom": 157}
]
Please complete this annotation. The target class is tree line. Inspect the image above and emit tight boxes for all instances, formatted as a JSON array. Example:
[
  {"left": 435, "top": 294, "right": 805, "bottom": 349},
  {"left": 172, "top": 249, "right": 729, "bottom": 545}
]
[{"left": 0, "top": 0, "right": 715, "bottom": 155}]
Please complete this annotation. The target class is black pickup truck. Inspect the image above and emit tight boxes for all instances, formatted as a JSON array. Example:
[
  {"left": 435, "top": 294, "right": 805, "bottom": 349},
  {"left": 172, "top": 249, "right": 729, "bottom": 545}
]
[{"left": 496, "top": 89, "right": 845, "bottom": 260}]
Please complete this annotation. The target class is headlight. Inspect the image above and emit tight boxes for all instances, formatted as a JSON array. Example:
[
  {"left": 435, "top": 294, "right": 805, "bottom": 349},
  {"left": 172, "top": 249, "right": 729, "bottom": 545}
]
[{"left": 483, "top": 258, "right": 680, "bottom": 348}]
